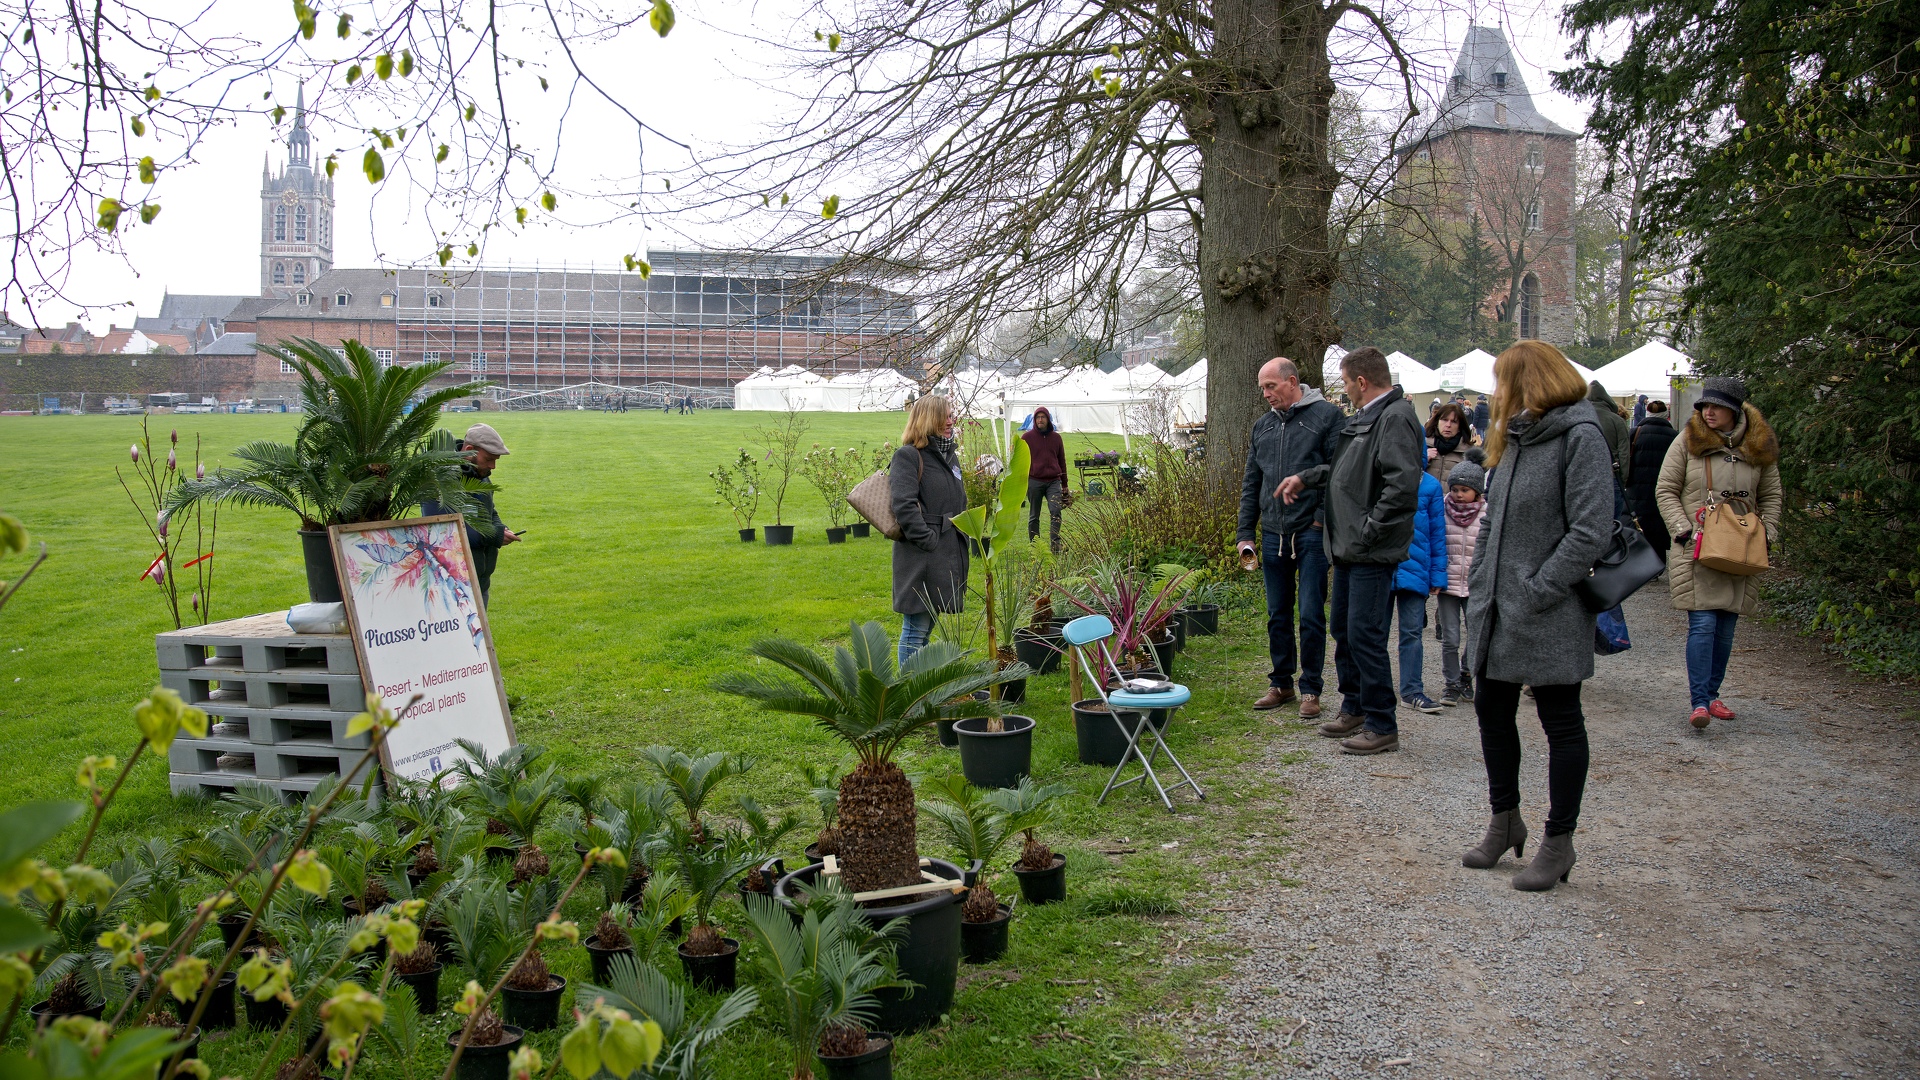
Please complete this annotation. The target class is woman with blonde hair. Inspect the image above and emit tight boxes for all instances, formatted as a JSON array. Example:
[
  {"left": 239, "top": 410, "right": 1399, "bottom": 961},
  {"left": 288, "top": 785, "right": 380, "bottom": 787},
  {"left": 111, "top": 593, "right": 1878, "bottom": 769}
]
[
  {"left": 1460, "top": 340, "right": 1614, "bottom": 891},
  {"left": 888, "top": 394, "right": 970, "bottom": 666}
]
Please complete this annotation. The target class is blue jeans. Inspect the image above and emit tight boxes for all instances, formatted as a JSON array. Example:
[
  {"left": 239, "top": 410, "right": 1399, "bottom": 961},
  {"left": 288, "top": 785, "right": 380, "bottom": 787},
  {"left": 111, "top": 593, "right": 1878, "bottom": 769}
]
[
  {"left": 899, "top": 610, "right": 935, "bottom": 669},
  {"left": 1330, "top": 562, "right": 1398, "bottom": 734},
  {"left": 1686, "top": 609, "right": 1739, "bottom": 708},
  {"left": 1261, "top": 528, "right": 1330, "bottom": 694},
  {"left": 1395, "top": 590, "right": 1428, "bottom": 698}
]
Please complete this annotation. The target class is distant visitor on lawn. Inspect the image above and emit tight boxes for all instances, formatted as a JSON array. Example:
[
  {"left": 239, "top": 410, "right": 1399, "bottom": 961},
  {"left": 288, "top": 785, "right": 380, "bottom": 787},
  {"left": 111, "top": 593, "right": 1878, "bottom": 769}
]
[{"left": 423, "top": 422, "right": 519, "bottom": 607}]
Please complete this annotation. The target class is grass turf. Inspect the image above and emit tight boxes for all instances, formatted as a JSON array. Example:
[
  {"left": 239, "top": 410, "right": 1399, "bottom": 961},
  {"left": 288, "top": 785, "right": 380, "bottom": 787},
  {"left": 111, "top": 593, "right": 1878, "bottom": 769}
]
[{"left": 0, "top": 410, "right": 1292, "bottom": 1078}]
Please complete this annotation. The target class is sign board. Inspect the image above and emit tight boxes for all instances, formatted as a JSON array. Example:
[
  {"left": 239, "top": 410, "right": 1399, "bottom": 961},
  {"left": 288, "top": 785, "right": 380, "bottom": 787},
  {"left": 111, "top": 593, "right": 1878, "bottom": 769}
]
[{"left": 330, "top": 515, "right": 515, "bottom": 785}]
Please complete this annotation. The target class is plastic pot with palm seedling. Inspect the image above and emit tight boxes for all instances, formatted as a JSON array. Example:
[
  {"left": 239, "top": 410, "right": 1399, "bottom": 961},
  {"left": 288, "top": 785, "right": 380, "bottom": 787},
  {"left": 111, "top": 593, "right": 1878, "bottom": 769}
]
[
  {"left": 715, "top": 620, "right": 1020, "bottom": 1033},
  {"left": 736, "top": 795, "right": 805, "bottom": 902},
  {"left": 574, "top": 950, "right": 761, "bottom": 1080},
  {"left": 450, "top": 740, "right": 552, "bottom": 866},
  {"left": 745, "top": 879, "right": 911, "bottom": 1080},
  {"left": 458, "top": 760, "right": 562, "bottom": 885},
  {"left": 799, "top": 760, "right": 851, "bottom": 860},
  {"left": 919, "top": 773, "right": 1023, "bottom": 965},
  {"left": 588, "top": 779, "right": 675, "bottom": 907},
  {"left": 638, "top": 746, "right": 755, "bottom": 848},
  {"left": 985, "top": 778, "right": 1073, "bottom": 905},
  {"left": 666, "top": 824, "right": 764, "bottom": 991},
  {"left": 163, "top": 337, "right": 491, "bottom": 603}
]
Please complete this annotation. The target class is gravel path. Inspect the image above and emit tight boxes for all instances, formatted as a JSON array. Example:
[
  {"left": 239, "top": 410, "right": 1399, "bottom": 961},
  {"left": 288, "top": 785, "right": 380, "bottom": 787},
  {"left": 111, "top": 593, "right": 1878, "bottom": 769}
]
[{"left": 1195, "top": 587, "right": 1918, "bottom": 1078}]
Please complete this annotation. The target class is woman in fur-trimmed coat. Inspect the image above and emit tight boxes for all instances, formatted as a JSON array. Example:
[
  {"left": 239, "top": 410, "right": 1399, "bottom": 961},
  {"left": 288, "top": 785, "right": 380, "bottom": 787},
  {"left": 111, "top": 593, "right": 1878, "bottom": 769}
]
[{"left": 1655, "top": 377, "right": 1783, "bottom": 730}]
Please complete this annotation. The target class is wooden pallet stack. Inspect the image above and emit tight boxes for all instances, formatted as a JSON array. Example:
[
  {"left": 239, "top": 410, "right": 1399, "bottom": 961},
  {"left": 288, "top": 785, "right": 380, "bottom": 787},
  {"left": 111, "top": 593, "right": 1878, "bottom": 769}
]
[{"left": 156, "top": 612, "right": 382, "bottom": 803}]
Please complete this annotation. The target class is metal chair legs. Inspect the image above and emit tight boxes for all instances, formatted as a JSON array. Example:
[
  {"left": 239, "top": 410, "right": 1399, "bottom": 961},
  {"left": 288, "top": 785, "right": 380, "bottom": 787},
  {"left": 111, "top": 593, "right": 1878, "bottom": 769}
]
[{"left": 1097, "top": 710, "right": 1204, "bottom": 809}]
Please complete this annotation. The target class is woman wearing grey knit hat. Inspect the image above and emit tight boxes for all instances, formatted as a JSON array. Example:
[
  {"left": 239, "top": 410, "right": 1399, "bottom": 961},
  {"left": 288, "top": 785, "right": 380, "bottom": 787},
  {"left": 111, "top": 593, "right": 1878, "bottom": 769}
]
[{"left": 1655, "top": 376, "right": 1783, "bottom": 730}]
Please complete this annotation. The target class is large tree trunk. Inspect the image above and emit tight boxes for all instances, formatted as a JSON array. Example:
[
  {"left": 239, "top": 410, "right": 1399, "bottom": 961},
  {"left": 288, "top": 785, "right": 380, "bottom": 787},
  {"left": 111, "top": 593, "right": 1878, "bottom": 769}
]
[
  {"left": 1195, "top": 0, "right": 1341, "bottom": 491},
  {"left": 1614, "top": 170, "right": 1644, "bottom": 343},
  {"left": 835, "top": 761, "right": 920, "bottom": 892}
]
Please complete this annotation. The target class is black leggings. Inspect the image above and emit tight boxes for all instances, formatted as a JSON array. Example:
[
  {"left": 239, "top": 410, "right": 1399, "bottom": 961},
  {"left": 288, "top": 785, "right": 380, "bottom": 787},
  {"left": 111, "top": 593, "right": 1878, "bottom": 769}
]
[{"left": 1475, "top": 679, "right": 1589, "bottom": 837}]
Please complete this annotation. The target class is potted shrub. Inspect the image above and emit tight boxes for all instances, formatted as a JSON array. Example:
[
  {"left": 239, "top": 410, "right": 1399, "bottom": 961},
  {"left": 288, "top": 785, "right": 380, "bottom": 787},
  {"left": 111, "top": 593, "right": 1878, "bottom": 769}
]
[
  {"left": 921, "top": 774, "right": 1026, "bottom": 965},
  {"left": 1057, "top": 561, "right": 1192, "bottom": 678},
  {"left": 457, "top": 758, "right": 560, "bottom": 884},
  {"left": 799, "top": 761, "right": 848, "bottom": 860},
  {"left": 670, "top": 828, "right": 762, "bottom": 991},
  {"left": 951, "top": 711, "right": 1036, "bottom": 790},
  {"left": 989, "top": 778, "right": 1071, "bottom": 905},
  {"left": 800, "top": 444, "right": 860, "bottom": 544},
  {"left": 166, "top": 337, "right": 489, "bottom": 603},
  {"left": 586, "top": 905, "right": 636, "bottom": 984},
  {"left": 393, "top": 940, "right": 444, "bottom": 1014},
  {"left": 744, "top": 883, "right": 908, "bottom": 1080},
  {"left": 716, "top": 620, "right": 1018, "bottom": 1033},
  {"left": 576, "top": 953, "right": 759, "bottom": 1078},
  {"left": 756, "top": 405, "right": 810, "bottom": 545},
  {"left": 441, "top": 1005, "right": 523, "bottom": 1080},
  {"left": 498, "top": 943, "right": 566, "bottom": 1031},
  {"left": 711, "top": 448, "right": 763, "bottom": 542},
  {"left": 638, "top": 746, "right": 754, "bottom": 847},
  {"left": 950, "top": 436, "right": 1034, "bottom": 705}
]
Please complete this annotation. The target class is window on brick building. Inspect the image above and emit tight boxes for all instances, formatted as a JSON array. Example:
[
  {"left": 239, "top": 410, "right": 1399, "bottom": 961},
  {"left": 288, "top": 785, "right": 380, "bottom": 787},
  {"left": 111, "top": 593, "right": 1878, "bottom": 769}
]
[
  {"left": 1527, "top": 200, "right": 1541, "bottom": 232},
  {"left": 380, "top": 293, "right": 395, "bottom": 307},
  {"left": 336, "top": 292, "right": 351, "bottom": 307},
  {"left": 294, "top": 206, "right": 308, "bottom": 242},
  {"left": 422, "top": 351, "right": 441, "bottom": 362},
  {"left": 375, "top": 349, "right": 394, "bottom": 368},
  {"left": 280, "top": 359, "right": 296, "bottom": 374},
  {"left": 296, "top": 292, "right": 310, "bottom": 307},
  {"left": 428, "top": 293, "right": 442, "bottom": 308},
  {"left": 273, "top": 207, "right": 287, "bottom": 241},
  {"left": 470, "top": 352, "right": 487, "bottom": 373},
  {"left": 292, "top": 263, "right": 306, "bottom": 285},
  {"left": 272, "top": 263, "right": 286, "bottom": 285},
  {"left": 1492, "top": 69, "right": 1507, "bottom": 88},
  {"left": 1526, "top": 145, "right": 1543, "bottom": 170},
  {"left": 1519, "top": 273, "right": 1541, "bottom": 339}
]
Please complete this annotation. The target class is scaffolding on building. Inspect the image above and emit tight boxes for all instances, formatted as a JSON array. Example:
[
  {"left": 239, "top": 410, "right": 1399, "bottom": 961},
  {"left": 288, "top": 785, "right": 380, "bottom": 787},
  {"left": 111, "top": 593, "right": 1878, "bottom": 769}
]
[{"left": 492, "top": 381, "right": 733, "bottom": 411}]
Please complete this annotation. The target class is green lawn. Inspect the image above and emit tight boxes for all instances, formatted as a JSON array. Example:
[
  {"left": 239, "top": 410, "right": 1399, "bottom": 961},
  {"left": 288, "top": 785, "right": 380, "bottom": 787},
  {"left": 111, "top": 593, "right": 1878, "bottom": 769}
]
[{"left": 0, "top": 410, "right": 1293, "bottom": 1078}]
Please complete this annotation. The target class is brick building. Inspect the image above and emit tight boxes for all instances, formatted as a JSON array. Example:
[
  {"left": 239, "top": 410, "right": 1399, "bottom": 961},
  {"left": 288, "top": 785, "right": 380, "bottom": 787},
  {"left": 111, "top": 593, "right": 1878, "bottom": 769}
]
[{"left": 1395, "top": 26, "right": 1579, "bottom": 344}]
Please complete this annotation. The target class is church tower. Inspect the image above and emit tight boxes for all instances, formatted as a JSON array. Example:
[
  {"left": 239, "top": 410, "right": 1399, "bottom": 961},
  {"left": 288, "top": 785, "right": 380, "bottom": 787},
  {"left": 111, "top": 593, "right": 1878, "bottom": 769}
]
[{"left": 260, "top": 87, "right": 335, "bottom": 298}]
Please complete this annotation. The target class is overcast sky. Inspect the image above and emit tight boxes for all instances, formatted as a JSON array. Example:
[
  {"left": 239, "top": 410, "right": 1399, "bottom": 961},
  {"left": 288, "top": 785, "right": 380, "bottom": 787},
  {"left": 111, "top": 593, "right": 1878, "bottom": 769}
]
[{"left": 50, "top": 0, "right": 1591, "bottom": 332}]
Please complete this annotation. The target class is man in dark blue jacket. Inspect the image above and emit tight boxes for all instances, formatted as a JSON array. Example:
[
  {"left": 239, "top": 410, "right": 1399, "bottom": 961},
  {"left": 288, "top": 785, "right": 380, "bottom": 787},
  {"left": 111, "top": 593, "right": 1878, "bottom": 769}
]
[{"left": 1237, "top": 357, "right": 1345, "bottom": 717}]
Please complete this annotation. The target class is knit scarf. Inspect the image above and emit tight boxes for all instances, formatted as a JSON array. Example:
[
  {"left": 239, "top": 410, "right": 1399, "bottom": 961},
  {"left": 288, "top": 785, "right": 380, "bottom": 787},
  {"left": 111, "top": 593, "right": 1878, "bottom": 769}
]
[
  {"left": 925, "top": 433, "right": 959, "bottom": 458},
  {"left": 1432, "top": 431, "right": 1463, "bottom": 456},
  {"left": 1444, "top": 492, "right": 1485, "bottom": 529}
]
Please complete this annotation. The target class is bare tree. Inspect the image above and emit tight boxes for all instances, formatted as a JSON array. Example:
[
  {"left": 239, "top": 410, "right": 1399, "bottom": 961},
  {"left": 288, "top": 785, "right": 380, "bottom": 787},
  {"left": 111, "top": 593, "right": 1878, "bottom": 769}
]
[{"left": 699, "top": 0, "right": 1419, "bottom": 487}]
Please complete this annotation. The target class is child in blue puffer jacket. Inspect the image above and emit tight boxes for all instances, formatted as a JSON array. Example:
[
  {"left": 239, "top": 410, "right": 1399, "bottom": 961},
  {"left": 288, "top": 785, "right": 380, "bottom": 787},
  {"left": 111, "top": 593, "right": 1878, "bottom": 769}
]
[{"left": 1393, "top": 469, "right": 1449, "bottom": 712}]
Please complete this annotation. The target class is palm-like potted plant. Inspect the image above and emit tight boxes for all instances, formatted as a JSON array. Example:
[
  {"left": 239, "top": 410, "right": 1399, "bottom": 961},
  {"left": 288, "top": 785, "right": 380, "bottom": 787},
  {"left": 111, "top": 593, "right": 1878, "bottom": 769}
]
[
  {"left": 668, "top": 827, "right": 763, "bottom": 991},
  {"left": 744, "top": 883, "right": 909, "bottom": 1080},
  {"left": 798, "top": 761, "right": 848, "bottom": 860},
  {"left": 165, "top": 337, "right": 490, "bottom": 602},
  {"left": 639, "top": 746, "right": 754, "bottom": 847},
  {"left": 715, "top": 620, "right": 1018, "bottom": 1034},
  {"left": 575, "top": 953, "right": 760, "bottom": 1078},
  {"left": 920, "top": 773, "right": 1018, "bottom": 965},
  {"left": 987, "top": 778, "right": 1072, "bottom": 905}
]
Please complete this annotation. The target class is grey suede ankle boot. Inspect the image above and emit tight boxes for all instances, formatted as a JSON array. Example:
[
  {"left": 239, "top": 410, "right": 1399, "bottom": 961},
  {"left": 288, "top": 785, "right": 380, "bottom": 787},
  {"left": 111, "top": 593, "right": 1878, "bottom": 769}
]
[
  {"left": 1462, "top": 809, "right": 1528, "bottom": 869},
  {"left": 1512, "top": 833, "right": 1576, "bottom": 891}
]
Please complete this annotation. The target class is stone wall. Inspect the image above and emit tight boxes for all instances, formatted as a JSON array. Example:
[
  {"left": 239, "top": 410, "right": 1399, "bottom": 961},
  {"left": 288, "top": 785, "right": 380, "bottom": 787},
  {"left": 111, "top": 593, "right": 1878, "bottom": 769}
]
[{"left": 0, "top": 353, "right": 259, "bottom": 410}]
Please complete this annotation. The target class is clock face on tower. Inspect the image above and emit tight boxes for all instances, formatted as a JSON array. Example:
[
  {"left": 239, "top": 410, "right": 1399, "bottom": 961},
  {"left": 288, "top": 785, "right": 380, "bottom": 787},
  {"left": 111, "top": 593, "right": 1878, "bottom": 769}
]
[{"left": 281, "top": 189, "right": 300, "bottom": 207}]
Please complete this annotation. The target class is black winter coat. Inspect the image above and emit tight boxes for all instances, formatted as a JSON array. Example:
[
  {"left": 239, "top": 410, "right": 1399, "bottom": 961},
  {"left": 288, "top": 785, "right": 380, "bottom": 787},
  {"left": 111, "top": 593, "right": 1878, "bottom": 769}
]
[
  {"left": 1236, "top": 388, "right": 1345, "bottom": 540},
  {"left": 889, "top": 444, "right": 970, "bottom": 615},
  {"left": 1624, "top": 415, "right": 1679, "bottom": 544},
  {"left": 1297, "top": 387, "right": 1426, "bottom": 565},
  {"left": 421, "top": 464, "right": 505, "bottom": 597}
]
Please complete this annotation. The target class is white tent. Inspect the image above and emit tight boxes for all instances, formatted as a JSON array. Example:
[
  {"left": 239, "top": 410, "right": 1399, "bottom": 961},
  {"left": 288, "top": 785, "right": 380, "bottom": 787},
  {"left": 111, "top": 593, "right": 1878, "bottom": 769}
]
[
  {"left": 1385, "top": 351, "right": 1444, "bottom": 394},
  {"left": 1436, "top": 348, "right": 1499, "bottom": 394},
  {"left": 1164, "top": 358, "right": 1208, "bottom": 426},
  {"left": 1001, "top": 366, "right": 1154, "bottom": 438},
  {"left": 1590, "top": 341, "right": 1694, "bottom": 402},
  {"left": 734, "top": 366, "right": 915, "bottom": 412}
]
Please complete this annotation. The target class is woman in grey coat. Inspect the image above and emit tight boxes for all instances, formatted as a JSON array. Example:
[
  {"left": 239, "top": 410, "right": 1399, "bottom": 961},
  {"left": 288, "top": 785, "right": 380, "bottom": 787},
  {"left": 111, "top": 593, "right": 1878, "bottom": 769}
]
[
  {"left": 890, "top": 394, "right": 970, "bottom": 667},
  {"left": 1462, "top": 341, "right": 1614, "bottom": 892}
]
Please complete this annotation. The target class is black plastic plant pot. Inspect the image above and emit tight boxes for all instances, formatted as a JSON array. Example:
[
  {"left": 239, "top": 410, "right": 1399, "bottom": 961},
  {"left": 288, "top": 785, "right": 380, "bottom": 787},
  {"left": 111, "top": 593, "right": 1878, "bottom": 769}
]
[
  {"left": 1072, "top": 699, "right": 1145, "bottom": 767},
  {"left": 29, "top": 999, "right": 105, "bottom": 1023},
  {"left": 818, "top": 1036, "right": 894, "bottom": 1080},
  {"left": 405, "top": 870, "right": 430, "bottom": 892},
  {"left": 739, "top": 528, "right": 756, "bottom": 543},
  {"left": 499, "top": 975, "right": 566, "bottom": 1032},
  {"left": 826, "top": 527, "right": 849, "bottom": 544},
  {"left": 445, "top": 1026, "right": 524, "bottom": 1080},
  {"left": 775, "top": 859, "right": 966, "bottom": 1034},
  {"left": 1184, "top": 604, "right": 1221, "bottom": 636},
  {"left": 584, "top": 939, "right": 633, "bottom": 985},
  {"left": 216, "top": 911, "right": 251, "bottom": 951},
  {"left": 936, "top": 716, "right": 960, "bottom": 748},
  {"left": 676, "top": 938, "right": 740, "bottom": 992},
  {"left": 953, "top": 715, "right": 1035, "bottom": 789},
  {"left": 1171, "top": 611, "right": 1188, "bottom": 651},
  {"left": 1148, "top": 630, "right": 1178, "bottom": 681},
  {"left": 193, "top": 971, "right": 239, "bottom": 1030},
  {"left": 994, "top": 677, "right": 1027, "bottom": 705},
  {"left": 764, "top": 524, "right": 795, "bottom": 546},
  {"left": 1013, "top": 629, "right": 1063, "bottom": 675},
  {"left": 242, "top": 988, "right": 289, "bottom": 1031},
  {"left": 298, "top": 528, "right": 343, "bottom": 604},
  {"left": 396, "top": 964, "right": 442, "bottom": 1014},
  {"left": 961, "top": 903, "right": 1012, "bottom": 965},
  {"left": 850, "top": 522, "right": 872, "bottom": 538},
  {"left": 1012, "top": 854, "right": 1067, "bottom": 905}
]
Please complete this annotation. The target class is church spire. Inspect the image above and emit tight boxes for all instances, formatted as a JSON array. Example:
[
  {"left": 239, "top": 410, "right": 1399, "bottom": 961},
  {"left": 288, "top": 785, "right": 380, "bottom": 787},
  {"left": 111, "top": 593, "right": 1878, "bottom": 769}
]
[{"left": 288, "top": 85, "right": 310, "bottom": 168}]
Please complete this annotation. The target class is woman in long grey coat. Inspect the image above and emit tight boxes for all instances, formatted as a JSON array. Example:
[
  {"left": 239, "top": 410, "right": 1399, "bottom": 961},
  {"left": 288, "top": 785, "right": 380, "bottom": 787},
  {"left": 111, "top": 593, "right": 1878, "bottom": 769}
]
[
  {"left": 890, "top": 395, "right": 970, "bottom": 667},
  {"left": 1462, "top": 341, "right": 1614, "bottom": 892}
]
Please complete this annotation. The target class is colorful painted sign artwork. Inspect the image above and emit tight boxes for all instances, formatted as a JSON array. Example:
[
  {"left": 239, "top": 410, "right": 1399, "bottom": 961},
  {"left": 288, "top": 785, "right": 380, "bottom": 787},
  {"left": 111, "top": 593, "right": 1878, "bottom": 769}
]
[{"left": 332, "top": 516, "right": 515, "bottom": 786}]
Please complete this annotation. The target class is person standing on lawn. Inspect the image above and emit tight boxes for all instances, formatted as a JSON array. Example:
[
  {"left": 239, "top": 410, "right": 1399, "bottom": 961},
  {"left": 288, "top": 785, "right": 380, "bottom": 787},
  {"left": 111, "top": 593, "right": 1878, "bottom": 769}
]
[
  {"left": 1436, "top": 450, "right": 1487, "bottom": 707},
  {"left": 421, "top": 422, "right": 519, "bottom": 608},
  {"left": 1626, "top": 400, "right": 1679, "bottom": 561},
  {"left": 1235, "top": 356, "right": 1344, "bottom": 717},
  {"left": 1460, "top": 341, "right": 1613, "bottom": 892},
  {"left": 1394, "top": 467, "right": 1449, "bottom": 714},
  {"left": 1277, "top": 346, "right": 1425, "bottom": 755},
  {"left": 1655, "top": 377, "right": 1782, "bottom": 730},
  {"left": 890, "top": 394, "right": 971, "bottom": 668},
  {"left": 1022, "top": 407, "right": 1068, "bottom": 554}
]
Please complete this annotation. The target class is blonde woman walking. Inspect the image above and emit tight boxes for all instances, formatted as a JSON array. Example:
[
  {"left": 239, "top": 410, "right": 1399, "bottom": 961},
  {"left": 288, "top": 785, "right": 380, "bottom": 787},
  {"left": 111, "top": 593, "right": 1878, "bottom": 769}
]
[{"left": 889, "top": 395, "right": 970, "bottom": 667}]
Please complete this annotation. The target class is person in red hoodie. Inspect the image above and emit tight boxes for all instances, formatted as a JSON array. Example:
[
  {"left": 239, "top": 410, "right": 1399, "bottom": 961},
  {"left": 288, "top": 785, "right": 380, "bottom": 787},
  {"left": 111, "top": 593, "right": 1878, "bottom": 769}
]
[{"left": 1022, "top": 406, "right": 1069, "bottom": 553}]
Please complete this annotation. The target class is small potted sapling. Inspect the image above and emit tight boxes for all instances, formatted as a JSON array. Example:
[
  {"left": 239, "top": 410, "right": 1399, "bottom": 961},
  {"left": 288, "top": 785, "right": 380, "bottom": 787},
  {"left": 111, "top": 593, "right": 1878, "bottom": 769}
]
[
  {"left": 986, "top": 777, "right": 1072, "bottom": 906},
  {"left": 671, "top": 827, "right": 763, "bottom": 991},
  {"left": 755, "top": 404, "right": 810, "bottom": 546},
  {"left": 712, "top": 448, "right": 763, "bottom": 543},
  {"left": 799, "top": 444, "right": 859, "bottom": 544},
  {"left": 920, "top": 773, "right": 1023, "bottom": 965},
  {"left": 736, "top": 794, "right": 804, "bottom": 903},
  {"left": 745, "top": 882, "right": 909, "bottom": 1080},
  {"left": 392, "top": 938, "right": 444, "bottom": 1014},
  {"left": 799, "top": 761, "right": 848, "bottom": 860},
  {"left": 639, "top": 746, "right": 755, "bottom": 847},
  {"left": 585, "top": 902, "right": 636, "bottom": 984},
  {"left": 444, "top": 986, "right": 523, "bottom": 1080}
]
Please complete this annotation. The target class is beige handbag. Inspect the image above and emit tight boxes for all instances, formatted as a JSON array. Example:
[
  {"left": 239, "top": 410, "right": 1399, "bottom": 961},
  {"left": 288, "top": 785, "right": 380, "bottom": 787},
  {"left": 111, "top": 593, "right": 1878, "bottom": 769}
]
[
  {"left": 848, "top": 454, "right": 920, "bottom": 542},
  {"left": 1691, "top": 453, "right": 1769, "bottom": 575}
]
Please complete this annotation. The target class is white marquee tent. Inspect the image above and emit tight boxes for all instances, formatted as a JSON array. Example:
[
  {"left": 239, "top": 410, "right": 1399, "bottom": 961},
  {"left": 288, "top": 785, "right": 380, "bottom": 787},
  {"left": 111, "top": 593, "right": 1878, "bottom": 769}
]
[
  {"left": 1589, "top": 341, "right": 1694, "bottom": 402},
  {"left": 733, "top": 365, "right": 917, "bottom": 412},
  {"left": 1385, "top": 351, "right": 1445, "bottom": 394}
]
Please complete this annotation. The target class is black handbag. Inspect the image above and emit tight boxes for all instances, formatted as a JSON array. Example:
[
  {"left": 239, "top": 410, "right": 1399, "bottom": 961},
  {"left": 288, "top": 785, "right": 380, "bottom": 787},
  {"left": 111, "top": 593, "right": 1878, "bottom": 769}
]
[{"left": 1575, "top": 520, "right": 1665, "bottom": 612}]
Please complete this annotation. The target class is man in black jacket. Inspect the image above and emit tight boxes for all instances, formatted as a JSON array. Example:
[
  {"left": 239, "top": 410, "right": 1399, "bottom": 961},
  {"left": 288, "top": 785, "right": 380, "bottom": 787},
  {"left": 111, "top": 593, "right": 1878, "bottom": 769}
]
[
  {"left": 1625, "top": 399, "right": 1679, "bottom": 560},
  {"left": 1278, "top": 347, "right": 1425, "bottom": 755},
  {"left": 422, "top": 422, "right": 519, "bottom": 607},
  {"left": 1237, "top": 357, "right": 1344, "bottom": 717}
]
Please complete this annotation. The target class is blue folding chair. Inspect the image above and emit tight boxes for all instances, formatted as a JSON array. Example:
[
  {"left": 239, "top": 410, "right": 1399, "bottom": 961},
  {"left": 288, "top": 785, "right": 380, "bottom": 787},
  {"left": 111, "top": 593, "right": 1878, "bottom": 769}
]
[{"left": 1061, "top": 614, "right": 1204, "bottom": 809}]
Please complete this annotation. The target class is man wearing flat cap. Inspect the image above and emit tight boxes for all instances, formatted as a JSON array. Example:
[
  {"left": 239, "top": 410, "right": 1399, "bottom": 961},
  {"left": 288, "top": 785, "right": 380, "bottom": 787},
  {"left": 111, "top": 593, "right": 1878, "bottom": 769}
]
[{"left": 423, "top": 422, "right": 519, "bottom": 606}]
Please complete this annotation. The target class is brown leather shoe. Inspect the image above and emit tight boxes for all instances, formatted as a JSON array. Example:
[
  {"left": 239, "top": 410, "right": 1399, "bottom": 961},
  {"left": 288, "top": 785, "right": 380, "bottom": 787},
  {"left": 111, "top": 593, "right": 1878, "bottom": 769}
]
[
  {"left": 1253, "top": 687, "right": 1298, "bottom": 711},
  {"left": 1298, "top": 694, "right": 1322, "bottom": 719},
  {"left": 1316, "top": 711, "right": 1364, "bottom": 738},
  {"left": 1339, "top": 729, "right": 1400, "bottom": 755}
]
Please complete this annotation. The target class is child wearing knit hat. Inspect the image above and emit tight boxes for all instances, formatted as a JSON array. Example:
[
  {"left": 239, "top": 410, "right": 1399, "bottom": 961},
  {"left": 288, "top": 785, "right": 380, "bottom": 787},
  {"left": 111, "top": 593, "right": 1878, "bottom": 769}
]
[{"left": 1436, "top": 448, "right": 1488, "bottom": 706}]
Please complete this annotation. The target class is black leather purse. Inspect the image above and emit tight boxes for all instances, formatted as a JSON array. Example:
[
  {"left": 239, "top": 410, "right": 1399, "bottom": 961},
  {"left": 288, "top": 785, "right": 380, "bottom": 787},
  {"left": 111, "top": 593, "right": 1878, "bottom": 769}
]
[{"left": 1575, "top": 520, "right": 1665, "bottom": 612}]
